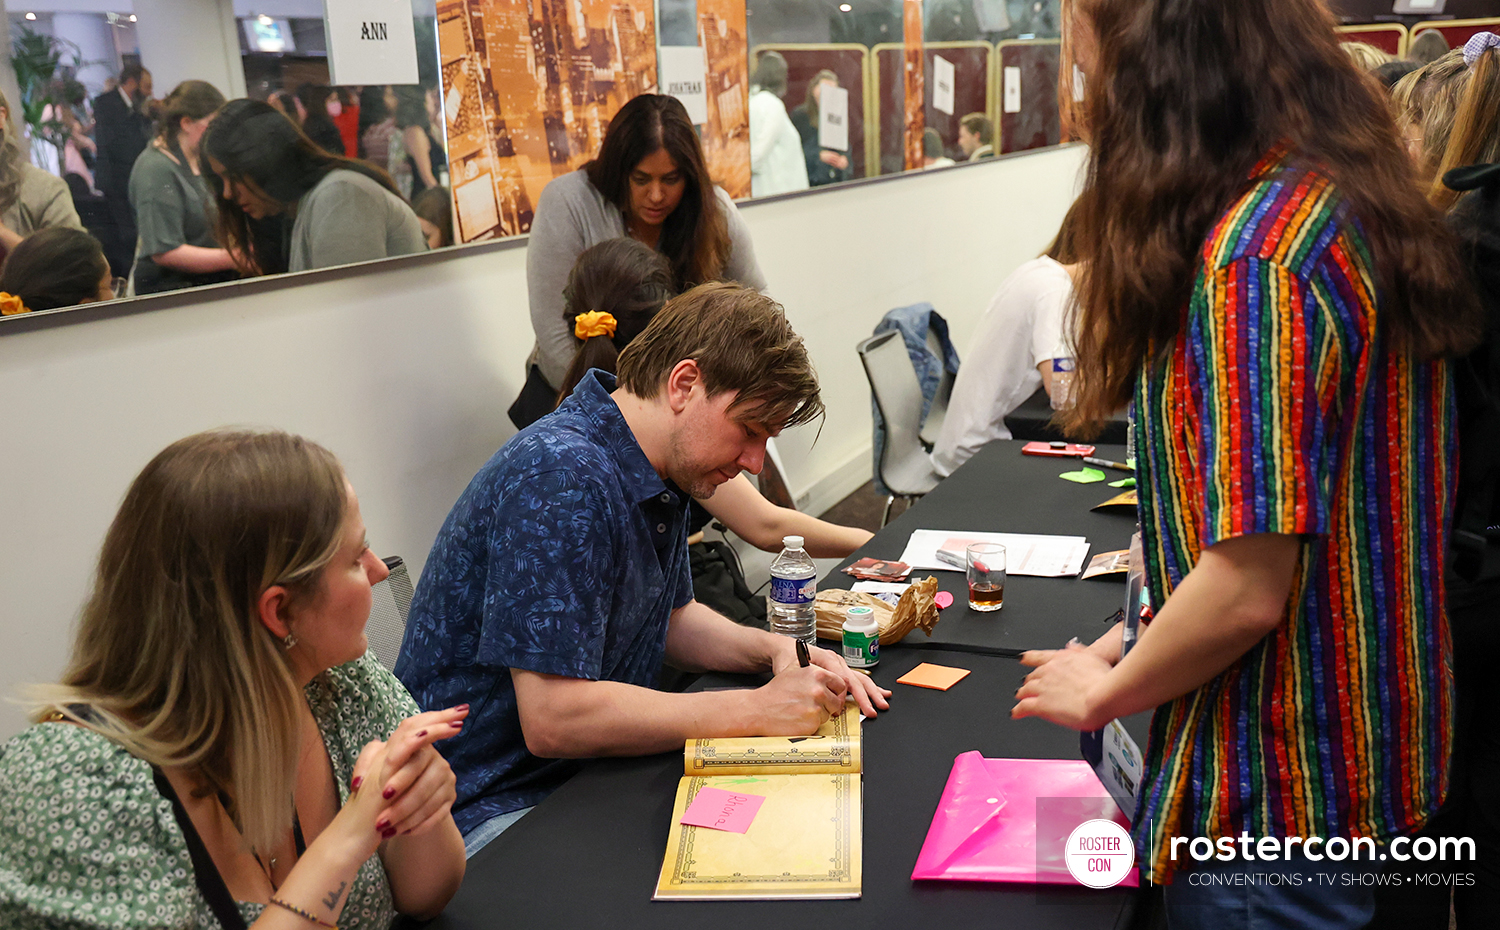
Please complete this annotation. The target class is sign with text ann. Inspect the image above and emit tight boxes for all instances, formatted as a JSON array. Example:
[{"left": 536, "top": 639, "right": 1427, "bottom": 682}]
[{"left": 325, "top": 0, "right": 420, "bottom": 86}]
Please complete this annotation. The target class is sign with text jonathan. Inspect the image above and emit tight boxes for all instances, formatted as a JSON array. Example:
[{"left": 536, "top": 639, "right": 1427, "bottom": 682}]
[
  {"left": 819, "top": 83, "right": 849, "bottom": 152},
  {"left": 325, "top": 0, "right": 419, "bottom": 86},
  {"left": 660, "top": 45, "right": 709, "bottom": 124}
]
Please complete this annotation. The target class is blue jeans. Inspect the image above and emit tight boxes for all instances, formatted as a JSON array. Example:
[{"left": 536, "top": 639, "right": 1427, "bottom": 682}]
[
  {"left": 462, "top": 806, "right": 534, "bottom": 858},
  {"left": 1165, "top": 852, "right": 1377, "bottom": 930}
]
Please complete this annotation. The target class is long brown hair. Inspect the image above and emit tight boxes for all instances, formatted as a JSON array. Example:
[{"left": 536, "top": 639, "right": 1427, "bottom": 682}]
[
  {"left": 585, "top": 94, "right": 730, "bottom": 289},
  {"left": 202, "top": 99, "right": 402, "bottom": 275},
  {"left": 1064, "top": 0, "right": 1480, "bottom": 432},
  {"left": 32, "top": 430, "right": 348, "bottom": 854},
  {"left": 1431, "top": 44, "right": 1500, "bottom": 211},
  {"left": 555, "top": 238, "right": 675, "bottom": 404}
]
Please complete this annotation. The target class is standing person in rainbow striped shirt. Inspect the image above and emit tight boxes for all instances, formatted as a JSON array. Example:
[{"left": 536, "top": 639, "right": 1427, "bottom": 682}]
[{"left": 1012, "top": 1, "right": 1485, "bottom": 927}]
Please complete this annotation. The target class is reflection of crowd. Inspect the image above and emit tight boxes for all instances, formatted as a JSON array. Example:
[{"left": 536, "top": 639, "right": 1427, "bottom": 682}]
[{"left": 0, "top": 64, "right": 454, "bottom": 314}]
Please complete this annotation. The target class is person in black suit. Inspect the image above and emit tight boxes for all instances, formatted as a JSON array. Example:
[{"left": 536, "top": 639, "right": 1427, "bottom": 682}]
[{"left": 93, "top": 63, "right": 155, "bottom": 277}]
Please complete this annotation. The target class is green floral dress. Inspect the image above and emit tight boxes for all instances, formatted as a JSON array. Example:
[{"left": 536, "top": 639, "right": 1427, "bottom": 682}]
[{"left": 0, "top": 652, "right": 420, "bottom": 929}]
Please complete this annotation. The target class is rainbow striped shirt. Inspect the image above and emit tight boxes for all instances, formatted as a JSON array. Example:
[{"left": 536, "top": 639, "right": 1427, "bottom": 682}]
[{"left": 1132, "top": 147, "right": 1455, "bottom": 882}]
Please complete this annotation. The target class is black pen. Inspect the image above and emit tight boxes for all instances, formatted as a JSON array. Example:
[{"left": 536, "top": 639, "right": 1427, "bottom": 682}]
[
  {"left": 796, "top": 639, "right": 811, "bottom": 668},
  {"left": 1082, "top": 455, "right": 1133, "bottom": 472}
]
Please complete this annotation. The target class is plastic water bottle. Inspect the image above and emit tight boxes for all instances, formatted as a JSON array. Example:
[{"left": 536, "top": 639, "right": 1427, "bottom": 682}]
[
  {"left": 768, "top": 535, "right": 817, "bottom": 645},
  {"left": 1050, "top": 357, "right": 1076, "bottom": 411}
]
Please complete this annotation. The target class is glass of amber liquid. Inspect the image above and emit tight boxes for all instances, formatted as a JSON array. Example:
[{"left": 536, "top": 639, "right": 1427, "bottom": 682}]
[{"left": 966, "top": 543, "right": 1006, "bottom": 612}]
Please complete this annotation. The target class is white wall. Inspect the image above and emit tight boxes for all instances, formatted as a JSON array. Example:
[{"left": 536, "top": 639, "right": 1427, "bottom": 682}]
[{"left": 0, "top": 145, "right": 1085, "bottom": 738}]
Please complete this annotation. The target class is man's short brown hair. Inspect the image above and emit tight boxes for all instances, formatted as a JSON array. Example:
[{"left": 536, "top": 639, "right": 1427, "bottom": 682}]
[
  {"left": 616, "top": 282, "right": 823, "bottom": 430},
  {"left": 960, "top": 112, "right": 992, "bottom": 144}
]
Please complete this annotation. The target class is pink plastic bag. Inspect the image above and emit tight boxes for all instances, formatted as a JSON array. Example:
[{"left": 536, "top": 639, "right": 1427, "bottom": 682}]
[{"left": 911, "top": 751, "right": 1139, "bottom": 886}]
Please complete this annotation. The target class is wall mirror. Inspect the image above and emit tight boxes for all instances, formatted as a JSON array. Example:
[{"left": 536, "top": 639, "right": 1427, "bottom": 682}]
[{"left": 0, "top": 0, "right": 1068, "bottom": 323}]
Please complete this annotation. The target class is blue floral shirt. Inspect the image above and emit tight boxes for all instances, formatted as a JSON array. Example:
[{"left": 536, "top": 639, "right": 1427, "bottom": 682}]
[{"left": 395, "top": 371, "right": 694, "bottom": 833}]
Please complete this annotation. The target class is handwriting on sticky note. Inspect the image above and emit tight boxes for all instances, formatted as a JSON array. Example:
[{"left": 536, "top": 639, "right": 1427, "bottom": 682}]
[
  {"left": 896, "top": 662, "right": 971, "bottom": 691},
  {"left": 680, "top": 786, "right": 767, "bottom": 833}
]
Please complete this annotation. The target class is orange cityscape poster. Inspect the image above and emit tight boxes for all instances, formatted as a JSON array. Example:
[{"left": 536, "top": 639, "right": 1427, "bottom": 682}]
[
  {"left": 437, "top": 0, "right": 659, "bottom": 242},
  {"left": 903, "top": 0, "right": 925, "bottom": 172},
  {"left": 697, "top": 0, "right": 750, "bottom": 199}
]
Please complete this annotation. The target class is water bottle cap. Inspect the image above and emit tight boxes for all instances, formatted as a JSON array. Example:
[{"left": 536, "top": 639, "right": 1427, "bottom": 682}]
[{"left": 783, "top": 535, "right": 805, "bottom": 550}]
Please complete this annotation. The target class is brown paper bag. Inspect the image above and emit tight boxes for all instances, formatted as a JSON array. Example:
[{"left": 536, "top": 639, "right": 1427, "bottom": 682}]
[{"left": 813, "top": 576, "right": 941, "bottom": 646}]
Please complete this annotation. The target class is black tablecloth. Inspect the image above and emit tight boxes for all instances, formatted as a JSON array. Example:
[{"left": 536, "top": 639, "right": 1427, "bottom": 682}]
[
  {"left": 1004, "top": 388, "right": 1130, "bottom": 446},
  {"left": 426, "top": 441, "right": 1150, "bottom": 930}
]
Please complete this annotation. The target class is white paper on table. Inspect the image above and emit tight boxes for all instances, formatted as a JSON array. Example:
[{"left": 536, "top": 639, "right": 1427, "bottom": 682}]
[
  {"left": 851, "top": 581, "right": 912, "bottom": 596},
  {"left": 1003, "top": 66, "right": 1022, "bottom": 113},
  {"left": 932, "top": 55, "right": 956, "bottom": 116},
  {"left": 898, "top": 529, "right": 1091, "bottom": 577},
  {"left": 818, "top": 84, "right": 849, "bottom": 152},
  {"left": 659, "top": 46, "right": 709, "bottom": 124}
]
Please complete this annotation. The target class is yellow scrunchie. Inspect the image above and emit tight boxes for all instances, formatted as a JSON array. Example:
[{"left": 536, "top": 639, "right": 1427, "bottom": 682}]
[
  {"left": 574, "top": 311, "right": 618, "bottom": 340},
  {"left": 0, "top": 292, "right": 29, "bottom": 316}
]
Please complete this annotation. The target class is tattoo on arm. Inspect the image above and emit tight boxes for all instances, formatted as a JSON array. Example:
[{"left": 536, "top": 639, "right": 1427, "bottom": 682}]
[{"left": 322, "top": 881, "right": 347, "bottom": 910}]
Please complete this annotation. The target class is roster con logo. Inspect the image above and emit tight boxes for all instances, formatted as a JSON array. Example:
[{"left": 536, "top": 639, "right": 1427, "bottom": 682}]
[{"left": 1066, "top": 819, "right": 1137, "bottom": 888}]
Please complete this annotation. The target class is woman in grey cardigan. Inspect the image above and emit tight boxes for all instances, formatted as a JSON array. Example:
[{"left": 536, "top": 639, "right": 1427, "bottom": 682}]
[
  {"left": 201, "top": 99, "right": 425, "bottom": 276},
  {"left": 523, "top": 95, "right": 766, "bottom": 401}
]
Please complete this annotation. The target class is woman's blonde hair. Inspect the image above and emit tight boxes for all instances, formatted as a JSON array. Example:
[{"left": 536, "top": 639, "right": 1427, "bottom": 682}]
[
  {"left": 31, "top": 429, "right": 348, "bottom": 854},
  {"left": 1430, "top": 46, "right": 1500, "bottom": 211},
  {"left": 1391, "top": 50, "right": 1470, "bottom": 190},
  {"left": 0, "top": 88, "right": 28, "bottom": 216},
  {"left": 1343, "top": 41, "right": 1395, "bottom": 72}
]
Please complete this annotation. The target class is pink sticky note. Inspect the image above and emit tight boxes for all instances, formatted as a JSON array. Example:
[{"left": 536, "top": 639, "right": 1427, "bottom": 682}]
[
  {"left": 680, "top": 786, "right": 767, "bottom": 833},
  {"left": 935, "top": 591, "right": 955, "bottom": 609}
]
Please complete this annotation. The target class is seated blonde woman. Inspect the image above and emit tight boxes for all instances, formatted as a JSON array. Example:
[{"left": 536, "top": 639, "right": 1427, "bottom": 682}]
[{"left": 0, "top": 429, "right": 466, "bottom": 929}]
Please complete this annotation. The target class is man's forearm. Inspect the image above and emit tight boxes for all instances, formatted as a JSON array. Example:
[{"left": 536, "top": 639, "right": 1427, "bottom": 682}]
[
  {"left": 513, "top": 671, "right": 776, "bottom": 757},
  {"left": 664, "top": 599, "right": 787, "bottom": 675}
]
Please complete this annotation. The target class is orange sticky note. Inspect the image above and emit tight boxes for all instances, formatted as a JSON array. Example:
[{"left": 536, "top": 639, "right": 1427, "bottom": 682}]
[{"left": 896, "top": 663, "right": 971, "bottom": 691}]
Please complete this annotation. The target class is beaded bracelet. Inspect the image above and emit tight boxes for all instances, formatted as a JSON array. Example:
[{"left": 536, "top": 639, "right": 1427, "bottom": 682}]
[{"left": 268, "top": 897, "right": 338, "bottom": 930}]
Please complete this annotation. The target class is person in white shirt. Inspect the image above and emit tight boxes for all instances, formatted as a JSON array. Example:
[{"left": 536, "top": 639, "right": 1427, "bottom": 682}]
[
  {"left": 930, "top": 207, "right": 1080, "bottom": 476},
  {"left": 749, "top": 52, "right": 809, "bottom": 197}
]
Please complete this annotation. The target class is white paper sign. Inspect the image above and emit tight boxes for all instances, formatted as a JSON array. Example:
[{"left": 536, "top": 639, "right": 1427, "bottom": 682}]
[
  {"left": 324, "top": 0, "right": 419, "bottom": 86},
  {"left": 818, "top": 83, "right": 849, "bottom": 152},
  {"left": 1073, "top": 64, "right": 1086, "bottom": 102},
  {"left": 659, "top": 46, "right": 709, "bottom": 124},
  {"left": 933, "top": 55, "right": 956, "bottom": 115},
  {"left": 1003, "top": 66, "right": 1022, "bottom": 113}
]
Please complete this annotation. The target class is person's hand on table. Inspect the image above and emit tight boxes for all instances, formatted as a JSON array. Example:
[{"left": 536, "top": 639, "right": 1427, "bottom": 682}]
[
  {"left": 1020, "top": 621, "right": 1125, "bottom": 670},
  {"left": 1011, "top": 642, "right": 1114, "bottom": 731},
  {"left": 770, "top": 639, "right": 891, "bottom": 718}
]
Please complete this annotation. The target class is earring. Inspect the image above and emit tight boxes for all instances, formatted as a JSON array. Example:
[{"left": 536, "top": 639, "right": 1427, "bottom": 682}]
[{"left": 282, "top": 632, "right": 298, "bottom": 649}]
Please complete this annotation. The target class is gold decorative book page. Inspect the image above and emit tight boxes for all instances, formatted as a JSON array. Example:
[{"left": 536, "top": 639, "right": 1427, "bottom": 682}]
[
  {"left": 684, "top": 710, "right": 862, "bottom": 776},
  {"left": 653, "top": 773, "right": 862, "bottom": 900}
]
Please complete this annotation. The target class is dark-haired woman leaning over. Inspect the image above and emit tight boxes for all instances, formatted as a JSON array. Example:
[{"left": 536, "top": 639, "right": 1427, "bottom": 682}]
[
  {"left": 522, "top": 94, "right": 766, "bottom": 416},
  {"left": 1012, "top": 2, "right": 1481, "bottom": 928},
  {"left": 0, "top": 429, "right": 466, "bottom": 929},
  {"left": 202, "top": 99, "right": 425, "bottom": 275},
  {"left": 128, "top": 80, "right": 239, "bottom": 295}
]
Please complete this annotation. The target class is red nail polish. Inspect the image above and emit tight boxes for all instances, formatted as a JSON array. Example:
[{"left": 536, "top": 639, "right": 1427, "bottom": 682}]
[
  {"left": 382, "top": 826, "right": 397, "bottom": 839},
  {"left": 454, "top": 704, "right": 470, "bottom": 712},
  {"left": 450, "top": 721, "right": 463, "bottom": 728},
  {"left": 376, "top": 819, "right": 390, "bottom": 832},
  {"left": 350, "top": 776, "right": 362, "bottom": 791},
  {"left": 382, "top": 786, "right": 395, "bottom": 799},
  {"left": 416, "top": 729, "right": 427, "bottom": 738}
]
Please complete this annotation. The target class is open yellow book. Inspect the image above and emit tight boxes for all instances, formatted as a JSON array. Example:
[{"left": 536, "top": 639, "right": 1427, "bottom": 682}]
[{"left": 654, "top": 712, "right": 862, "bottom": 900}]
